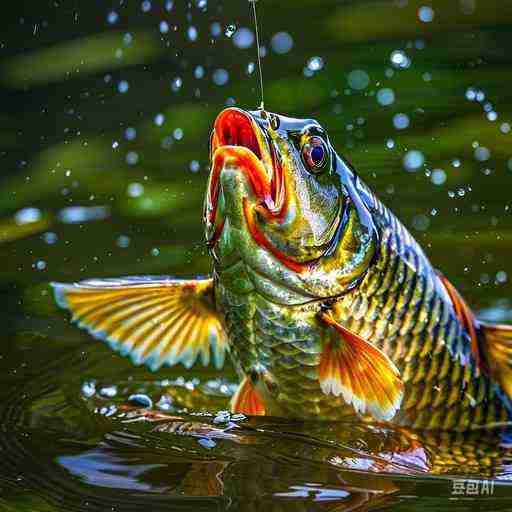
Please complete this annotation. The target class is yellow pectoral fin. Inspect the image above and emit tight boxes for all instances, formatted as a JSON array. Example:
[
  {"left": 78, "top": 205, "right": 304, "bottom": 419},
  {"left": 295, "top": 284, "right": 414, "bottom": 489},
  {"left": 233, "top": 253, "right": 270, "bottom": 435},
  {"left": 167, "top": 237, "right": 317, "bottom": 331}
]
[
  {"left": 230, "top": 377, "right": 266, "bottom": 416},
  {"left": 318, "top": 312, "right": 404, "bottom": 422},
  {"left": 51, "top": 276, "right": 228, "bottom": 371}
]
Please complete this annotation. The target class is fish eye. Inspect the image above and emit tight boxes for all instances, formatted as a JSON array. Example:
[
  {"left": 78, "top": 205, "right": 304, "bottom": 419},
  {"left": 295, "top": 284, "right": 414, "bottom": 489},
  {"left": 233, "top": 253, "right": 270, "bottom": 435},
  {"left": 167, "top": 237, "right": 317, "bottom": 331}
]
[{"left": 302, "top": 136, "right": 328, "bottom": 173}]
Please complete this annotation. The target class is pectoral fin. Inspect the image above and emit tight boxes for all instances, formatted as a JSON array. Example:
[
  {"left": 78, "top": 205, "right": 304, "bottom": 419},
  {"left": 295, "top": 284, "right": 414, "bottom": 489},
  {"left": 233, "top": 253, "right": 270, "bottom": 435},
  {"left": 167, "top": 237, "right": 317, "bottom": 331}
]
[
  {"left": 230, "top": 377, "right": 266, "bottom": 416},
  {"left": 318, "top": 312, "right": 404, "bottom": 422},
  {"left": 51, "top": 276, "right": 228, "bottom": 371}
]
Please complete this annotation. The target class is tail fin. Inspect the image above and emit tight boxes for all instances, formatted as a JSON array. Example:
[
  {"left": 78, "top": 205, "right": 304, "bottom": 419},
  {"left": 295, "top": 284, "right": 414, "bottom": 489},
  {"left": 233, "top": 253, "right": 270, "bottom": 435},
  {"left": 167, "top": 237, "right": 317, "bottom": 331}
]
[{"left": 480, "top": 323, "right": 512, "bottom": 399}]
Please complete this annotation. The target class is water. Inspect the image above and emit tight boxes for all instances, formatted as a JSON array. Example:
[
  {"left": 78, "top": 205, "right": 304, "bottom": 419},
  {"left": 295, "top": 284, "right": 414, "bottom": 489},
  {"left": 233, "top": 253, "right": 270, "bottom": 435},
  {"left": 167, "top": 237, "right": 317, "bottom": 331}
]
[{"left": 2, "top": 1, "right": 512, "bottom": 510}]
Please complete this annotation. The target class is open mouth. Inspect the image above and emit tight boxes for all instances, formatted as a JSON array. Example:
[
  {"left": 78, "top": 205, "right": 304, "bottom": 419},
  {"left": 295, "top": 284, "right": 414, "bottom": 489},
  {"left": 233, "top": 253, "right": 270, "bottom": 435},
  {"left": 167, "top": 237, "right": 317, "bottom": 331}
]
[
  {"left": 210, "top": 108, "right": 263, "bottom": 161},
  {"left": 206, "top": 108, "right": 284, "bottom": 247},
  {"left": 206, "top": 108, "right": 306, "bottom": 273}
]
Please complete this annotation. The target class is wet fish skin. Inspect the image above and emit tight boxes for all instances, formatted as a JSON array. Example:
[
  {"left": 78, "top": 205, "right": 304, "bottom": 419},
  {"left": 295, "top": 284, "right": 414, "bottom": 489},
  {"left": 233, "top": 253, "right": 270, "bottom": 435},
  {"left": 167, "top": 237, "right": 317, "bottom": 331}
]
[
  {"left": 209, "top": 108, "right": 512, "bottom": 430},
  {"left": 51, "top": 107, "right": 512, "bottom": 431}
]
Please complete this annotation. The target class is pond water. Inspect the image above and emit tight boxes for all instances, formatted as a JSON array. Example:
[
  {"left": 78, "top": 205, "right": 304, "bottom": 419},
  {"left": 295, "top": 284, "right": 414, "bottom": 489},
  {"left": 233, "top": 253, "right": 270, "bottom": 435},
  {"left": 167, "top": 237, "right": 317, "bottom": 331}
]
[{"left": 2, "top": 0, "right": 512, "bottom": 510}]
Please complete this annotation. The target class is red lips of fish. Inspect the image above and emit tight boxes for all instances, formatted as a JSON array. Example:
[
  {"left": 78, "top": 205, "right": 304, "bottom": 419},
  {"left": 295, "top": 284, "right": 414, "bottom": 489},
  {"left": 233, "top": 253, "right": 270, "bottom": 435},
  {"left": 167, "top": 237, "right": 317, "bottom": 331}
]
[{"left": 206, "top": 108, "right": 306, "bottom": 273}]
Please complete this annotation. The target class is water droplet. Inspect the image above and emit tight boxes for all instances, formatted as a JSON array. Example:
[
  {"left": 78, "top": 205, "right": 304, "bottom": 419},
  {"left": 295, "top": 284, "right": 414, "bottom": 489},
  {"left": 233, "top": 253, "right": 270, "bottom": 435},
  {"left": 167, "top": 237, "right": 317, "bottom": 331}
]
[
  {"left": 141, "top": 1, "right": 152, "bottom": 13},
  {"left": 107, "top": 11, "right": 119, "bottom": 24},
  {"left": 412, "top": 214, "right": 430, "bottom": 231},
  {"left": 500, "top": 122, "right": 511, "bottom": 134},
  {"left": 196, "top": 0, "right": 207, "bottom": 11},
  {"left": 187, "top": 25, "right": 198, "bottom": 41},
  {"left": 173, "top": 128, "right": 183, "bottom": 140},
  {"left": 225, "top": 24, "right": 236, "bottom": 38},
  {"left": 117, "top": 80, "right": 129, "bottom": 93},
  {"left": 198, "top": 438, "right": 216, "bottom": 449},
  {"left": 431, "top": 169, "right": 447, "bottom": 185},
  {"left": 496, "top": 271, "right": 508, "bottom": 284},
  {"left": 403, "top": 150, "right": 425, "bottom": 171},
  {"left": 124, "top": 127, "right": 137, "bottom": 140},
  {"left": 156, "top": 394, "right": 173, "bottom": 410},
  {"left": 307, "top": 56, "right": 325, "bottom": 72},
  {"left": 194, "top": 65, "right": 205, "bottom": 79},
  {"left": 210, "top": 22, "right": 221, "bottom": 37},
  {"left": 151, "top": 247, "right": 160, "bottom": 256},
  {"left": 116, "top": 235, "right": 131, "bottom": 248},
  {"left": 246, "top": 62, "right": 255, "bottom": 75},
  {"left": 14, "top": 207, "right": 42, "bottom": 225},
  {"left": 452, "top": 158, "right": 461, "bottom": 168},
  {"left": 386, "top": 138, "right": 395, "bottom": 149},
  {"left": 81, "top": 381, "right": 96, "bottom": 398},
  {"left": 58, "top": 206, "right": 110, "bottom": 224},
  {"left": 212, "top": 68, "right": 229, "bottom": 86},
  {"left": 390, "top": 50, "right": 410, "bottom": 69},
  {"left": 99, "top": 385, "right": 118, "bottom": 398},
  {"left": 393, "top": 113, "right": 410, "bottom": 130},
  {"left": 487, "top": 111, "right": 498, "bottom": 122},
  {"left": 233, "top": 27, "right": 254, "bottom": 49},
  {"left": 418, "top": 5, "right": 434, "bottom": 22},
  {"left": 190, "top": 160, "right": 200, "bottom": 172},
  {"left": 347, "top": 69, "right": 369, "bottom": 90},
  {"left": 154, "top": 113, "right": 165, "bottom": 126},
  {"left": 128, "top": 394, "right": 153, "bottom": 408},
  {"left": 376, "top": 88, "right": 395, "bottom": 106},
  {"left": 171, "top": 76, "right": 183, "bottom": 92},
  {"left": 474, "top": 146, "right": 490, "bottom": 162},
  {"left": 42, "top": 232, "right": 58, "bottom": 244},
  {"left": 271, "top": 31, "right": 293, "bottom": 54},
  {"left": 127, "top": 182, "right": 144, "bottom": 198},
  {"left": 159, "top": 21, "right": 169, "bottom": 34},
  {"left": 35, "top": 260, "right": 47, "bottom": 271},
  {"left": 126, "top": 151, "right": 139, "bottom": 165}
]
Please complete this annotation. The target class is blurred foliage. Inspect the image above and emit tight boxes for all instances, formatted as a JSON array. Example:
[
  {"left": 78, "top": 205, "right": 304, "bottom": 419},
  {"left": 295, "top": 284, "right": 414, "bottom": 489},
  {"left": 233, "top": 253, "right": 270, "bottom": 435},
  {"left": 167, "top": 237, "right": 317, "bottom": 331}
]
[
  {"left": 1, "top": 30, "right": 164, "bottom": 88},
  {"left": 0, "top": 0, "right": 511, "bottom": 304}
]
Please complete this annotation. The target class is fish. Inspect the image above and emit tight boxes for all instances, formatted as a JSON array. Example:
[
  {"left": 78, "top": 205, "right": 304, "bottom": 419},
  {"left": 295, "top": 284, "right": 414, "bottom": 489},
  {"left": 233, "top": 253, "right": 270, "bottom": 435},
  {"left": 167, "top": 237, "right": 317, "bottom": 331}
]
[{"left": 51, "top": 107, "right": 512, "bottom": 431}]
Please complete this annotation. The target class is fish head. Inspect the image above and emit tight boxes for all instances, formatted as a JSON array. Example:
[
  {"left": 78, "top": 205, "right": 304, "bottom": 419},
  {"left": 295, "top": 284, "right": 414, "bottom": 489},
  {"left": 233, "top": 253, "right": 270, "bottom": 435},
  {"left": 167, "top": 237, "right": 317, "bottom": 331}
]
[{"left": 205, "top": 107, "right": 377, "bottom": 303}]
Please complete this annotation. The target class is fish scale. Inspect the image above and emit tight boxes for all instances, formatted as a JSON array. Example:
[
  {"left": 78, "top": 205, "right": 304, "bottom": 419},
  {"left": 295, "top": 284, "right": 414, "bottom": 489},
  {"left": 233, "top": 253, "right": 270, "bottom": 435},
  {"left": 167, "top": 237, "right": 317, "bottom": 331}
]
[{"left": 216, "top": 193, "right": 511, "bottom": 429}]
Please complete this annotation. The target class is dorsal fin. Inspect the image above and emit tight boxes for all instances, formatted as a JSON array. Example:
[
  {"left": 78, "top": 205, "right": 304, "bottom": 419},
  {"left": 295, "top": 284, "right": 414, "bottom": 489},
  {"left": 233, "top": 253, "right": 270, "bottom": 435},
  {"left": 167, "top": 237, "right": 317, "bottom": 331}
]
[{"left": 436, "top": 272, "right": 483, "bottom": 368}]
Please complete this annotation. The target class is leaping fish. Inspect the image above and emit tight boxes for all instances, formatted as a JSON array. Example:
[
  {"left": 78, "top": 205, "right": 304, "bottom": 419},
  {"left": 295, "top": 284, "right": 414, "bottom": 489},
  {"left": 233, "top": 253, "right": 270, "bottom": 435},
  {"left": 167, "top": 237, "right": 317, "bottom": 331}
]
[{"left": 52, "top": 107, "right": 512, "bottom": 431}]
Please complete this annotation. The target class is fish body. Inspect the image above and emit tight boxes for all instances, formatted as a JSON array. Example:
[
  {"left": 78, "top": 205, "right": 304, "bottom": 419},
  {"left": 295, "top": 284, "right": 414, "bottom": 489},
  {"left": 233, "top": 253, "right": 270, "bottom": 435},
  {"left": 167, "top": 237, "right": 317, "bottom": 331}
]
[{"left": 52, "top": 107, "right": 512, "bottom": 431}]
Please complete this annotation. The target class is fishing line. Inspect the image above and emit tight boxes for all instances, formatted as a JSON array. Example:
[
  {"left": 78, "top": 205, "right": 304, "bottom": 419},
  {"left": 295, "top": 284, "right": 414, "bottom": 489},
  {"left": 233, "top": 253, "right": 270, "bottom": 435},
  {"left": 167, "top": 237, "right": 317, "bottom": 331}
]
[{"left": 249, "top": 0, "right": 265, "bottom": 111}]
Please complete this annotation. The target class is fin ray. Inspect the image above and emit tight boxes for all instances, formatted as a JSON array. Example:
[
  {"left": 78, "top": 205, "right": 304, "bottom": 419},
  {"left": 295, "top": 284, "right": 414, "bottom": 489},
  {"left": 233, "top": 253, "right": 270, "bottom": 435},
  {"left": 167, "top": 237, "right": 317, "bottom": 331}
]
[
  {"left": 51, "top": 277, "right": 228, "bottom": 371},
  {"left": 318, "top": 312, "right": 404, "bottom": 421},
  {"left": 230, "top": 377, "right": 266, "bottom": 416},
  {"left": 480, "top": 322, "right": 512, "bottom": 399}
]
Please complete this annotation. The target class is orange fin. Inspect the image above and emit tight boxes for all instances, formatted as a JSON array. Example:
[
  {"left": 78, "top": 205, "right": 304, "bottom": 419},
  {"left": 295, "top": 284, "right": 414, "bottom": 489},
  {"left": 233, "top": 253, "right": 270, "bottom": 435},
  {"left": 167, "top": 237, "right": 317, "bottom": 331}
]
[
  {"left": 437, "top": 272, "right": 482, "bottom": 366},
  {"left": 230, "top": 377, "right": 266, "bottom": 416},
  {"left": 51, "top": 276, "right": 228, "bottom": 371},
  {"left": 318, "top": 312, "right": 404, "bottom": 422},
  {"left": 480, "top": 322, "right": 512, "bottom": 399}
]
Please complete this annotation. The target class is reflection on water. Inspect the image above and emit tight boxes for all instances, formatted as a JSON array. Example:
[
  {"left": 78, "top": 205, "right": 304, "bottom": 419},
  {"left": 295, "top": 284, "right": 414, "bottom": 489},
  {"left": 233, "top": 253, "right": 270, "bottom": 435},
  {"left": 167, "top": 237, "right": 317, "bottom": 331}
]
[{"left": 1, "top": 0, "right": 512, "bottom": 510}]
